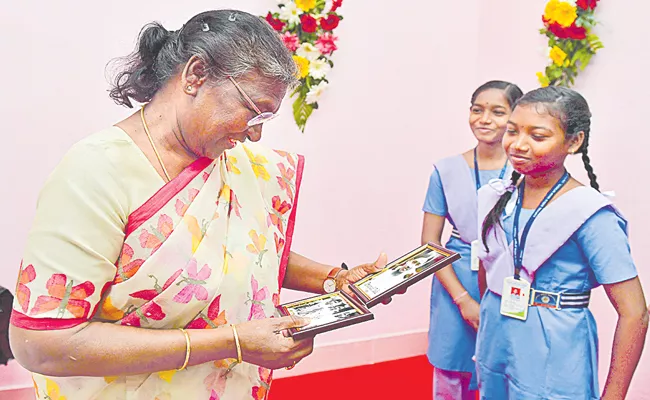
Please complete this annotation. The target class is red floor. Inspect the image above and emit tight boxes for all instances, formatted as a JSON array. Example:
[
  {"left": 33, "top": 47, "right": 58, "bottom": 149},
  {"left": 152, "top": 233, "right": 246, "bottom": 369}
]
[{"left": 269, "top": 355, "right": 434, "bottom": 400}]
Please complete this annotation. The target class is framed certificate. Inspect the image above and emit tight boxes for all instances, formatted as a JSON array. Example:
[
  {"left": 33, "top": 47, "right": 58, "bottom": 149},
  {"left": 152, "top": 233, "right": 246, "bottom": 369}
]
[
  {"left": 277, "top": 291, "right": 373, "bottom": 340},
  {"left": 349, "top": 243, "right": 460, "bottom": 308}
]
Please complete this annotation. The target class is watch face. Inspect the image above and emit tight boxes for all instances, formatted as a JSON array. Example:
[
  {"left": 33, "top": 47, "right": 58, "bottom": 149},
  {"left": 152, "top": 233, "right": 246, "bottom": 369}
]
[{"left": 323, "top": 279, "right": 337, "bottom": 293}]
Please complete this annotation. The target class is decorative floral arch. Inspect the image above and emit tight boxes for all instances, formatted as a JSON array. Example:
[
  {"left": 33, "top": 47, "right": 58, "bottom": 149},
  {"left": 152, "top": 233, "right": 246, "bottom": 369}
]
[
  {"left": 538, "top": 0, "right": 603, "bottom": 87},
  {"left": 264, "top": 0, "right": 343, "bottom": 132}
]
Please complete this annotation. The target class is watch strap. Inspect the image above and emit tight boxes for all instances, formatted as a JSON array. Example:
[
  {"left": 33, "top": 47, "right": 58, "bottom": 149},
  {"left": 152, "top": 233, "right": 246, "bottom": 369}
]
[{"left": 327, "top": 267, "right": 343, "bottom": 280}]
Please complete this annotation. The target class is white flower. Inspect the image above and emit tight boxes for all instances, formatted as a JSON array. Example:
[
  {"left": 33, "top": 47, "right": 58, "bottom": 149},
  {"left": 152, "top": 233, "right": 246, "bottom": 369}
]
[
  {"left": 296, "top": 43, "right": 321, "bottom": 62},
  {"left": 306, "top": 81, "right": 329, "bottom": 104},
  {"left": 309, "top": 58, "right": 331, "bottom": 79},
  {"left": 279, "top": 2, "right": 302, "bottom": 25}
]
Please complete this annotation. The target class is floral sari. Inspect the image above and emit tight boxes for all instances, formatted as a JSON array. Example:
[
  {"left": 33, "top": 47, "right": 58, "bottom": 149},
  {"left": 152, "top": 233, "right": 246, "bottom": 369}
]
[{"left": 11, "top": 142, "right": 304, "bottom": 400}]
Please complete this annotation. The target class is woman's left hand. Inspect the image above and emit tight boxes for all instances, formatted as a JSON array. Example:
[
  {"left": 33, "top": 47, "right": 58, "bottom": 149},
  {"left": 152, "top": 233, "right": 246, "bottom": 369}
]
[{"left": 336, "top": 253, "right": 405, "bottom": 305}]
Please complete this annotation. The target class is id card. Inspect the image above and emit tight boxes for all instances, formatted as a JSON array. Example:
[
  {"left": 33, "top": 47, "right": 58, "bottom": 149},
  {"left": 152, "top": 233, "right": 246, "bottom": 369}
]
[
  {"left": 500, "top": 277, "right": 530, "bottom": 321},
  {"left": 470, "top": 240, "right": 480, "bottom": 271}
]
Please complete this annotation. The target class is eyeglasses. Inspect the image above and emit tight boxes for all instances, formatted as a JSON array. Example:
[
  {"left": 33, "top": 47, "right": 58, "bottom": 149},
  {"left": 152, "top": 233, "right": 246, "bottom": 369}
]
[{"left": 228, "top": 76, "right": 278, "bottom": 127}]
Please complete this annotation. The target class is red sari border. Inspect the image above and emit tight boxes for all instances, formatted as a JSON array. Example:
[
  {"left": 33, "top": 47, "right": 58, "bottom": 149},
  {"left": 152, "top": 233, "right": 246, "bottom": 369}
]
[
  {"left": 124, "top": 157, "right": 213, "bottom": 238},
  {"left": 11, "top": 310, "right": 87, "bottom": 330},
  {"left": 278, "top": 155, "right": 305, "bottom": 290}
]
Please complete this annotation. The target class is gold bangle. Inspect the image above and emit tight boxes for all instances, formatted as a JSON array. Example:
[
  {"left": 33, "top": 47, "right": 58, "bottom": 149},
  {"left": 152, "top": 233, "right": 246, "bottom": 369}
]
[
  {"left": 231, "top": 324, "right": 243, "bottom": 364},
  {"left": 177, "top": 328, "right": 191, "bottom": 371}
]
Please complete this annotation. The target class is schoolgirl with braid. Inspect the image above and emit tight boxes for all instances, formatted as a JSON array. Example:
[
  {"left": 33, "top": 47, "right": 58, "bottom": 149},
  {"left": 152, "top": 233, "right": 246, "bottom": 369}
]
[
  {"left": 474, "top": 87, "right": 648, "bottom": 400},
  {"left": 422, "top": 80, "right": 523, "bottom": 399}
]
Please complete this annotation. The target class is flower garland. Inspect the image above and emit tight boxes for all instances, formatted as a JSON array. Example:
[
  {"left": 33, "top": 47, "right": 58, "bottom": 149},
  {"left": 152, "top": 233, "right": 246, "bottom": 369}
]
[
  {"left": 265, "top": 0, "right": 343, "bottom": 132},
  {"left": 537, "top": 0, "right": 603, "bottom": 87}
]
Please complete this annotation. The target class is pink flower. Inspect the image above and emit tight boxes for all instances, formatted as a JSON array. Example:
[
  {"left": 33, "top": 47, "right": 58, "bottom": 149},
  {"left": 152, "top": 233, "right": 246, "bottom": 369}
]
[
  {"left": 173, "top": 259, "right": 211, "bottom": 303},
  {"left": 316, "top": 33, "right": 338, "bottom": 55},
  {"left": 248, "top": 275, "right": 270, "bottom": 320},
  {"left": 281, "top": 32, "right": 300, "bottom": 52}
]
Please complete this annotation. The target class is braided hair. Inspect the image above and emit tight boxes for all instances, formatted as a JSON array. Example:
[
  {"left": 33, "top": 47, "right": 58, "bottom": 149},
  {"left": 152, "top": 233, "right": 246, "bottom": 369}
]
[{"left": 481, "top": 86, "right": 598, "bottom": 251}]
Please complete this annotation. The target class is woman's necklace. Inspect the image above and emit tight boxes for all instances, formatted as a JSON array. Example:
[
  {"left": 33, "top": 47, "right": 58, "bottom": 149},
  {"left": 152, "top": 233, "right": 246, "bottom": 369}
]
[{"left": 140, "top": 105, "right": 171, "bottom": 182}]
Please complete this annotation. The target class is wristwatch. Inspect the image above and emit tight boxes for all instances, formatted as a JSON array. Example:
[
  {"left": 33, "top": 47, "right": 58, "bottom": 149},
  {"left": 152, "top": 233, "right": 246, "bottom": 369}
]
[{"left": 323, "top": 267, "right": 343, "bottom": 293}]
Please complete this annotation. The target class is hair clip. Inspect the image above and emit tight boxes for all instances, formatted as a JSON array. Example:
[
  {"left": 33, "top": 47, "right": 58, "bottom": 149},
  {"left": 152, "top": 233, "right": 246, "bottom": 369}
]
[
  {"left": 488, "top": 179, "right": 516, "bottom": 195},
  {"left": 201, "top": 22, "right": 210, "bottom": 32},
  {"left": 229, "top": 13, "right": 238, "bottom": 22}
]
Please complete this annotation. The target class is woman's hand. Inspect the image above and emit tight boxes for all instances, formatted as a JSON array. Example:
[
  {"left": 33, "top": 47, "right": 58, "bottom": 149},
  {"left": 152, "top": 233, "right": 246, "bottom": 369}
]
[
  {"left": 456, "top": 296, "right": 480, "bottom": 331},
  {"left": 236, "top": 315, "right": 314, "bottom": 370},
  {"left": 337, "top": 253, "right": 388, "bottom": 289},
  {"left": 336, "top": 253, "right": 406, "bottom": 305}
]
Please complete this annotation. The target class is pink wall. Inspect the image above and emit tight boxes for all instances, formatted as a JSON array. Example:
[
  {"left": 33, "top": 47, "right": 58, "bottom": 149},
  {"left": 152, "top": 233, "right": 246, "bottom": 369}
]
[{"left": 1, "top": 0, "right": 647, "bottom": 397}]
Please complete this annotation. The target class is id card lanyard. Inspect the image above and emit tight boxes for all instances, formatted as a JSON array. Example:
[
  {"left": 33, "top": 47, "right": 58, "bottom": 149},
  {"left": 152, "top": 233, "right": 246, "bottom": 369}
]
[
  {"left": 512, "top": 170, "right": 570, "bottom": 279},
  {"left": 473, "top": 147, "right": 509, "bottom": 191},
  {"left": 470, "top": 147, "right": 509, "bottom": 271},
  {"left": 500, "top": 171, "right": 569, "bottom": 321}
]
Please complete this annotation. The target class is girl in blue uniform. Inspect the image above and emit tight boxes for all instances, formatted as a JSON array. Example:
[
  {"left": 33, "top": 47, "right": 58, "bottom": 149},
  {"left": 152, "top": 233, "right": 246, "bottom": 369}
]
[
  {"left": 422, "top": 80, "right": 523, "bottom": 399},
  {"left": 476, "top": 86, "right": 648, "bottom": 399}
]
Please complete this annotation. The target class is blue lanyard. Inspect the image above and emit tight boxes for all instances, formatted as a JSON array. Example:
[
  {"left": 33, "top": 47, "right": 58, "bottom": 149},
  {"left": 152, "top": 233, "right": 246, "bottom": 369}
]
[
  {"left": 473, "top": 147, "right": 508, "bottom": 191},
  {"left": 512, "top": 171, "right": 570, "bottom": 279}
]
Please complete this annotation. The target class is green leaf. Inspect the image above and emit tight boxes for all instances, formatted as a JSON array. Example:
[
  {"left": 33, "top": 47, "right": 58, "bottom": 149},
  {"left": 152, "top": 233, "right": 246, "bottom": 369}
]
[
  {"left": 571, "top": 48, "right": 587, "bottom": 64},
  {"left": 578, "top": 52, "right": 594, "bottom": 70},
  {"left": 290, "top": 85, "right": 302, "bottom": 98},
  {"left": 548, "top": 67, "right": 563, "bottom": 80},
  {"left": 293, "top": 92, "right": 314, "bottom": 133}
]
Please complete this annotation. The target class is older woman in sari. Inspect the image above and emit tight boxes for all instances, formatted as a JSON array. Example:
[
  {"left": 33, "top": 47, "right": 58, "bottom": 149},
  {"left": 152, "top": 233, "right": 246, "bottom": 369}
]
[{"left": 9, "top": 10, "right": 387, "bottom": 400}]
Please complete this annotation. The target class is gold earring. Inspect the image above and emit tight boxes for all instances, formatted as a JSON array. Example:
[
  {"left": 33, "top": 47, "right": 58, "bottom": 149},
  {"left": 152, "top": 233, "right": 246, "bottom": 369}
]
[{"left": 186, "top": 85, "right": 193, "bottom": 91}]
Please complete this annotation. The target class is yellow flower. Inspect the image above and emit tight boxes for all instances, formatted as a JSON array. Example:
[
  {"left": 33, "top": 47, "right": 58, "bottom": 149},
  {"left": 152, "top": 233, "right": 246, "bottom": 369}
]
[
  {"left": 226, "top": 155, "right": 241, "bottom": 175},
  {"left": 295, "top": 0, "right": 316, "bottom": 12},
  {"left": 544, "top": 0, "right": 577, "bottom": 27},
  {"left": 293, "top": 55, "right": 310, "bottom": 79},
  {"left": 157, "top": 370, "right": 177, "bottom": 383},
  {"left": 246, "top": 230, "right": 267, "bottom": 255},
  {"left": 549, "top": 46, "right": 568, "bottom": 66},
  {"left": 184, "top": 215, "right": 205, "bottom": 253},
  {"left": 543, "top": 0, "right": 559, "bottom": 21},
  {"left": 98, "top": 296, "right": 125, "bottom": 320},
  {"left": 223, "top": 245, "right": 230, "bottom": 274},
  {"left": 243, "top": 145, "right": 270, "bottom": 181},
  {"left": 45, "top": 378, "right": 67, "bottom": 400},
  {"left": 536, "top": 72, "right": 550, "bottom": 88}
]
